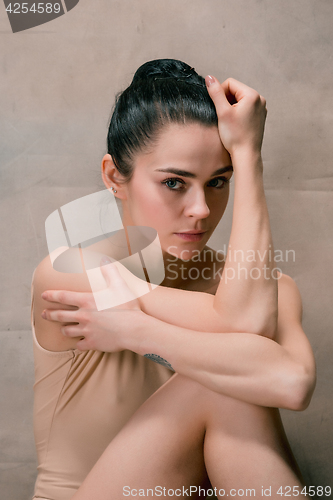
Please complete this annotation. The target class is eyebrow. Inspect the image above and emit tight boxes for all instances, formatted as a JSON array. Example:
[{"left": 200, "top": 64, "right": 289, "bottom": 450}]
[{"left": 155, "top": 165, "right": 233, "bottom": 178}]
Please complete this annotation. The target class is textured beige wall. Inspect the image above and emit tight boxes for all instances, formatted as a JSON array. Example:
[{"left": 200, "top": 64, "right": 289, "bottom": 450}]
[{"left": 0, "top": 0, "right": 332, "bottom": 498}]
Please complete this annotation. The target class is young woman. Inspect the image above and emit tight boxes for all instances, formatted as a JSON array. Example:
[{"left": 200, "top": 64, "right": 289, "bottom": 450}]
[{"left": 32, "top": 59, "right": 316, "bottom": 500}]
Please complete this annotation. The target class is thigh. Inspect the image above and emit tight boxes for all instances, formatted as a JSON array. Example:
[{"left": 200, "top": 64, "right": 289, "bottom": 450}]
[{"left": 72, "top": 374, "right": 209, "bottom": 500}]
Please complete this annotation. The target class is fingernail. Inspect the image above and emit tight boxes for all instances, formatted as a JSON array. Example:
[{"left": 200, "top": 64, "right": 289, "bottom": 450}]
[
  {"left": 205, "top": 75, "right": 216, "bottom": 88},
  {"left": 41, "top": 310, "right": 46, "bottom": 319},
  {"left": 41, "top": 292, "right": 47, "bottom": 299}
]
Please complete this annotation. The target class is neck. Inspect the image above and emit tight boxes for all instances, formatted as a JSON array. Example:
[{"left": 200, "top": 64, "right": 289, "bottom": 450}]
[{"left": 159, "top": 247, "right": 216, "bottom": 290}]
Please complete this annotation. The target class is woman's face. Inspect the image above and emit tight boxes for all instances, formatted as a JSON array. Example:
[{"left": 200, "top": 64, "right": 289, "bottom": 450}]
[{"left": 119, "top": 122, "right": 233, "bottom": 260}]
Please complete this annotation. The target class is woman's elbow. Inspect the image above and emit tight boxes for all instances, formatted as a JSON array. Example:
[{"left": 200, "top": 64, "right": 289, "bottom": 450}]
[{"left": 283, "top": 364, "right": 316, "bottom": 411}]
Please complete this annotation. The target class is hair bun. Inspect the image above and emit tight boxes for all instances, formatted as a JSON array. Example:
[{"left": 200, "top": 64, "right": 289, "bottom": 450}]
[{"left": 132, "top": 59, "right": 198, "bottom": 83}]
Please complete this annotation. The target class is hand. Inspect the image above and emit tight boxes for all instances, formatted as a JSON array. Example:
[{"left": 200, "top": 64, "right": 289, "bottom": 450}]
[
  {"left": 41, "top": 259, "right": 145, "bottom": 352},
  {"left": 205, "top": 76, "right": 267, "bottom": 157}
]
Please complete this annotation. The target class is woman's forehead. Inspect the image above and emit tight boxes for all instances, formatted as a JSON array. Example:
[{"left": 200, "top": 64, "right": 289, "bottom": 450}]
[{"left": 133, "top": 122, "right": 230, "bottom": 172}]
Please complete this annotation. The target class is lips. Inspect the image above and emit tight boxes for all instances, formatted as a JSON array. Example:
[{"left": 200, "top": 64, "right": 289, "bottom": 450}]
[
  {"left": 174, "top": 230, "right": 207, "bottom": 241},
  {"left": 176, "top": 230, "right": 207, "bottom": 235}
]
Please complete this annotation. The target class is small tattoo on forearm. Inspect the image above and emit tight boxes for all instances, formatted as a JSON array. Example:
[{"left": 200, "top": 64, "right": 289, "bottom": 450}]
[{"left": 143, "top": 353, "right": 175, "bottom": 371}]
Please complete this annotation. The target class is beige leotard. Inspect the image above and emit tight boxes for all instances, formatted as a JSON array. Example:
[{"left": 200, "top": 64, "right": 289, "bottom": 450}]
[{"left": 31, "top": 297, "right": 173, "bottom": 499}]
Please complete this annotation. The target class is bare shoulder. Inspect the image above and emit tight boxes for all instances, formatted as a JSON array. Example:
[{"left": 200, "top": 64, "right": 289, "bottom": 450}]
[
  {"left": 33, "top": 249, "right": 91, "bottom": 352},
  {"left": 277, "top": 272, "right": 303, "bottom": 324},
  {"left": 275, "top": 273, "right": 316, "bottom": 391},
  {"left": 275, "top": 272, "right": 312, "bottom": 352}
]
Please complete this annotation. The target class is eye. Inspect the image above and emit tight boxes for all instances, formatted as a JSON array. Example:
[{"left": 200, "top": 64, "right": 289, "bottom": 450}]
[
  {"left": 161, "top": 178, "right": 185, "bottom": 191},
  {"left": 208, "top": 177, "right": 230, "bottom": 189}
]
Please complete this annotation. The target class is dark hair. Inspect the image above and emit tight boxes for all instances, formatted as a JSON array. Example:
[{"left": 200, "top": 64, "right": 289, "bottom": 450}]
[{"left": 107, "top": 59, "right": 218, "bottom": 182}]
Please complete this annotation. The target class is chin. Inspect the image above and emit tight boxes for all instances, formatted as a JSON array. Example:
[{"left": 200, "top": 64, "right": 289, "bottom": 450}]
[{"left": 163, "top": 241, "right": 208, "bottom": 261}]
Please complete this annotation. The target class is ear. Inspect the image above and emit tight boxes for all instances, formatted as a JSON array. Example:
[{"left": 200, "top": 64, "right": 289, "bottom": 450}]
[{"left": 101, "top": 154, "right": 127, "bottom": 199}]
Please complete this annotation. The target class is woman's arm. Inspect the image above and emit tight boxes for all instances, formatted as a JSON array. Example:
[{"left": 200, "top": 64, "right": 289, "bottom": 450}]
[
  {"left": 130, "top": 274, "right": 316, "bottom": 410},
  {"left": 206, "top": 77, "right": 278, "bottom": 338},
  {"left": 40, "top": 266, "right": 316, "bottom": 410}
]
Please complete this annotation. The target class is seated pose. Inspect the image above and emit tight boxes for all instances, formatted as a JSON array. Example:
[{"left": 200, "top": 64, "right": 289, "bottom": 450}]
[{"left": 32, "top": 59, "right": 316, "bottom": 500}]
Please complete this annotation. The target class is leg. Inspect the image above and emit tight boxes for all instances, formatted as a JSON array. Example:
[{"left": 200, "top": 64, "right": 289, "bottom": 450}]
[
  {"left": 203, "top": 391, "right": 304, "bottom": 499},
  {"left": 72, "top": 374, "right": 305, "bottom": 500},
  {"left": 72, "top": 374, "right": 209, "bottom": 499}
]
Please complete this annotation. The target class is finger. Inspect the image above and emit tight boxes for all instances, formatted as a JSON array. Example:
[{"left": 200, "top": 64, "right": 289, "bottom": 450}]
[
  {"left": 205, "top": 75, "right": 231, "bottom": 114},
  {"left": 41, "top": 308, "right": 79, "bottom": 323},
  {"left": 41, "top": 289, "right": 90, "bottom": 308},
  {"left": 75, "top": 338, "right": 89, "bottom": 352},
  {"left": 221, "top": 77, "right": 259, "bottom": 104},
  {"left": 61, "top": 325, "right": 83, "bottom": 337}
]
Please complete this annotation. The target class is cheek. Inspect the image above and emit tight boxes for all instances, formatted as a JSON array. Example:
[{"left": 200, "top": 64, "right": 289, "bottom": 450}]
[{"left": 128, "top": 184, "right": 177, "bottom": 226}]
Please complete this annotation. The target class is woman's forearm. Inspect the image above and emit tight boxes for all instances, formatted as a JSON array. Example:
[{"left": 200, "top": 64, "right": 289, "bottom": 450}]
[
  {"left": 124, "top": 311, "right": 312, "bottom": 411},
  {"left": 134, "top": 273, "right": 315, "bottom": 410},
  {"left": 214, "top": 151, "right": 278, "bottom": 338}
]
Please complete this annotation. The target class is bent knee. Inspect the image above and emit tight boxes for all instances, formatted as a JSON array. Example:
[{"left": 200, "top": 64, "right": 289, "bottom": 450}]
[
  {"left": 172, "top": 376, "right": 282, "bottom": 434},
  {"left": 151, "top": 374, "right": 280, "bottom": 434}
]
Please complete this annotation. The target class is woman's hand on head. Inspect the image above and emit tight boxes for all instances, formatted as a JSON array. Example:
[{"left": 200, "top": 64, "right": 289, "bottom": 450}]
[
  {"left": 205, "top": 75, "right": 267, "bottom": 158},
  {"left": 41, "top": 260, "right": 144, "bottom": 353}
]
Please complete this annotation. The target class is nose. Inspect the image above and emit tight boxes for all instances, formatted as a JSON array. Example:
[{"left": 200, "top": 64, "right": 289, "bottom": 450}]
[{"left": 183, "top": 189, "right": 210, "bottom": 219}]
